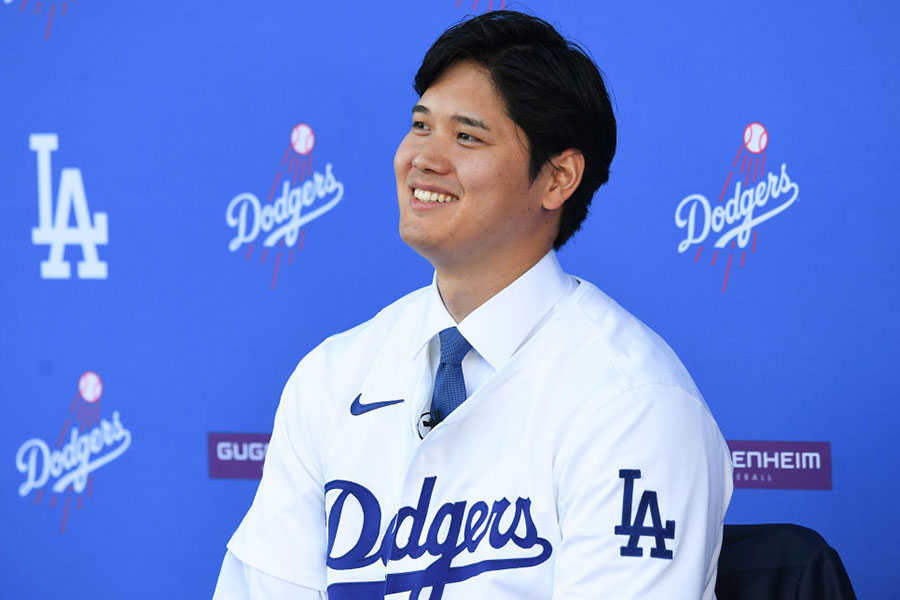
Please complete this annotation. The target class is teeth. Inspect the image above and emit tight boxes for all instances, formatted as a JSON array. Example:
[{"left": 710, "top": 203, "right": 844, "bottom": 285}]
[{"left": 414, "top": 188, "right": 459, "bottom": 204}]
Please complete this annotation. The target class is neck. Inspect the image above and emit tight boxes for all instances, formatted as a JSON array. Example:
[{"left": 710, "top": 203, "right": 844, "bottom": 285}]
[{"left": 435, "top": 246, "right": 550, "bottom": 322}]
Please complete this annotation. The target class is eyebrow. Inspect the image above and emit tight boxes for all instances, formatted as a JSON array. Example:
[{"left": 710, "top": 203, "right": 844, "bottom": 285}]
[{"left": 412, "top": 104, "right": 491, "bottom": 132}]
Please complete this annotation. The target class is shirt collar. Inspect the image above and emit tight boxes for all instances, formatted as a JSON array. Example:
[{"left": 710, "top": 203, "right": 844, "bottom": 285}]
[{"left": 412, "top": 251, "right": 571, "bottom": 370}]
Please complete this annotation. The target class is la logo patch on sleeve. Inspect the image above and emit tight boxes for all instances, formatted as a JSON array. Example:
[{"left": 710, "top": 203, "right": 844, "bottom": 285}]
[{"left": 614, "top": 469, "right": 675, "bottom": 559}]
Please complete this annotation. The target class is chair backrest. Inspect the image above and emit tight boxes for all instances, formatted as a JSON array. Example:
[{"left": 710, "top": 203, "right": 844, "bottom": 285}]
[{"left": 715, "top": 524, "right": 856, "bottom": 600}]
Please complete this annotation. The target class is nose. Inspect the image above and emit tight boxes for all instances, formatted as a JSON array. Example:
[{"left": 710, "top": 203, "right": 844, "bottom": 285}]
[{"left": 410, "top": 137, "right": 451, "bottom": 175}]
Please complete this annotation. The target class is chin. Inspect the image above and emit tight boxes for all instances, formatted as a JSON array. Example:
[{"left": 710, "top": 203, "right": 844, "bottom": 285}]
[
  {"left": 399, "top": 226, "right": 446, "bottom": 263},
  {"left": 399, "top": 226, "right": 431, "bottom": 252}
]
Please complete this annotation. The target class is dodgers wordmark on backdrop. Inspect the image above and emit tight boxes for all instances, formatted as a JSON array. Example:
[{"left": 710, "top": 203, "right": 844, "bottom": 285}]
[
  {"left": 15, "top": 371, "right": 132, "bottom": 534},
  {"left": 225, "top": 123, "right": 345, "bottom": 290},
  {"left": 674, "top": 123, "right": 799, "bottom": 293}
]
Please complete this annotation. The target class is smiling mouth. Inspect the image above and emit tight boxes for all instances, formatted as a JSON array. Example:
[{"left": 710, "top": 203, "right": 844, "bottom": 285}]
[{"left": 413, "top": 188, "right": 460, "bottom": 204}]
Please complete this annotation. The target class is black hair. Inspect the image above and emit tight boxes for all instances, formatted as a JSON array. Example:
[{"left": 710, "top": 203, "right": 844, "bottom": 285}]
[{"left": 414, "top": 10, "right": 617, "bottom": 249}]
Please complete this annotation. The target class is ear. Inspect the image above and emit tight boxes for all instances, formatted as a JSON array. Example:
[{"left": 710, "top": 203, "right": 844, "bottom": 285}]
[{"left": 542, "top": 149, "right": 585, "bottom": 211}]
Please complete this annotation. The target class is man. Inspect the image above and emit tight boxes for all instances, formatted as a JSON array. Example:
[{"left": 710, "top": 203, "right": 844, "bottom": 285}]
[{"left": 215, "top": 10, "right": 732, "bottom": 600}]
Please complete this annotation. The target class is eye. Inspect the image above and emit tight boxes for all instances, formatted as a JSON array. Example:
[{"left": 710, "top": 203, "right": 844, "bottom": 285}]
[
  {"left": 412, "top": 120, "right": 430, "bottom": 132},
  {"left": 458, "top": 132, "right": 482, "bottom": 144}
]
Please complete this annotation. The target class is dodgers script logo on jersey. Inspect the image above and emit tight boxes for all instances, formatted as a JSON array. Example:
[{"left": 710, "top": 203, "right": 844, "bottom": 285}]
[
  {"left": 29, "top": 134, "right": 109, "bottom": 280},
  {"left": 14, "top": 371, "right": 132, "bottom": 533},
  {"left": 325, "top": 476, "right": 552, "bottom": 599},
  {"left": 674, "top": 123, "right": 800, "bottom": 291},
  {"left": 226, "top": 122, "right": 345, "bottom": 289}
]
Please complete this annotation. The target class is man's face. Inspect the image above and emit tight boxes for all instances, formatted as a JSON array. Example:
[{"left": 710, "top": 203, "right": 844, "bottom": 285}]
[{"left": 394, "top": 60, "right": 556, "bottom": 272}]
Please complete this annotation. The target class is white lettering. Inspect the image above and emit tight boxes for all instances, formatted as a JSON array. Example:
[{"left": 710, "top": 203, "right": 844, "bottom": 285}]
[
  {"left": 215, "top": 441, "right": 269, "bottom": 462},
  {"left": 781, "top": 452, "right": 795, "bottom": 469},
  {"left": 249, "top": 442, "right": 267, "bottom": 461},
  {"left": 15, "top": 411, "right": 131, "bottom": 496},
  {"left": 674, "top": 194, "right": 710, "bottom": 253},
  {"left": 746, "top": 451, "right": 762, "bottom": 468},
  {"left": 801, "top": 452, "right": 821, "bottom": 469},
  {"left": 675, "top": 163, "right": 799, "bottom": 253},
  {"left": 216, "top": 442, "right": 232, "bottom": 461},
  {"left": 30, "top": 134, "right": 109, "bottom": 279},
  {"left": 732, "top": 448, "right": 822, "bottom": 471},
  {"left": 226, "top": 163, "right": 344, "bottom": 251}
]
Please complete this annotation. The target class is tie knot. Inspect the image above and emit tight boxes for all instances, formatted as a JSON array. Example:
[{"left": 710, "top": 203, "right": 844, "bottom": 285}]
[{"left": 438, "top": 327, "right": 471, "bottom": 365}]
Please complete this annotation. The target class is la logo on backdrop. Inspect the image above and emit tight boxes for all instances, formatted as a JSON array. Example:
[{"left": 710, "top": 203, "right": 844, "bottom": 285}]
[
  {"left": 674, "top": 123, "right": 800, "bottom": 291},
  {"left": 226, "top": 123, "right": 344, "bottom": 289},
  {"left": 29, "top": 133, "right": 109, "bottom": 280},
  {"left": 14, "top": 371, "right": 132, "bottom": 533}
]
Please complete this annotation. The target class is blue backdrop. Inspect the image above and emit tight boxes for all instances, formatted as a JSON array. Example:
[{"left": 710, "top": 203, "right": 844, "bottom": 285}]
[{"left": 2, "top": 1, "right": 898, "bottom": 598}]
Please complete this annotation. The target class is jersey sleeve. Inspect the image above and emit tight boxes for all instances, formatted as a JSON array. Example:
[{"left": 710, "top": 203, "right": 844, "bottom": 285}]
[
  {"left": 551, "top": 383, "right": 733, "bottom": 600},
  {"left": 212, "top": 550, "right": 327, "bottom": 600},
  {"left": 224, "top": 360, "right": 330, "bottom": 590}
]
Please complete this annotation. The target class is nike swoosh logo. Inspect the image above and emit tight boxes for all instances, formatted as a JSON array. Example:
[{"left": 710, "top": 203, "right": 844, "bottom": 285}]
[{"left": 350, "top": 393, "right": 405, "bottom": 416}]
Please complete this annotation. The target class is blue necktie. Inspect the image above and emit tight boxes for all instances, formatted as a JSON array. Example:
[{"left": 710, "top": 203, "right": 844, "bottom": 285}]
[{"left": 430, "top": 327, "right": 472, "bottom": 424}]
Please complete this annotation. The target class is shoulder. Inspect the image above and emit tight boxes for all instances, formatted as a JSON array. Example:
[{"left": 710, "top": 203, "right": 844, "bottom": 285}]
[
  {"left": 555, "top": 279, "right": 701, "bottom": 399},
  {"left": 285, "top": 284, "right": 430, "bottom": 401},
  {"left": 534, "top": 278, "right": 725, "bottom": 452},
  {"left": 276, "top": 284, "right": 431, "bottom": 453},
  {"left": 304, "top": 285, "right": 429, "bottom": 368},
  {"left": 547, "top": 278, "right": 729, "bottom": 468}
]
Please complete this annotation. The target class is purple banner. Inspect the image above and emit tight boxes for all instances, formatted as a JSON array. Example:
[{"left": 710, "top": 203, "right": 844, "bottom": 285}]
[
  {"left": 208, "top": 432, "right": 271, "bottom": 479},
  {"left": 727, "top": 440, "right": 832, "bottom": 490}
]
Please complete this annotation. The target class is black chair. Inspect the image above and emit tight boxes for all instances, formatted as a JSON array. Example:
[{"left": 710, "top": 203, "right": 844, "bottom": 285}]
[{"left": 715, "top": 524, "right": 856, "bottom": 600}]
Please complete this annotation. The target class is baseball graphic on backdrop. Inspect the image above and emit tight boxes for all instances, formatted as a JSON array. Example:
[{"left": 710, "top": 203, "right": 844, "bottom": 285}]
[
  {"left": 743, "top": 122, "right": 768, "bottom": 154},
  {"left": 290, "top": 123, "right": 316, "bottom": 156},
  {"left": 78, "top": 371, "right": 103, "bottom": 403}
]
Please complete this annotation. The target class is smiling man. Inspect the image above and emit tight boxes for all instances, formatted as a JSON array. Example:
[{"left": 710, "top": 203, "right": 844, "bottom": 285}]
[
  {"left": 395, "top": 59, "right": 579, "bottom": 324},
  {"left": 215, "top": 11, "right": 732, "bottom": 600}
]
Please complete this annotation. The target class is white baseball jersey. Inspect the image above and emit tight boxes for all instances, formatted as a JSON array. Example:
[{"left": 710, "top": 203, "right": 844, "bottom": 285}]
[{"left": 219, "top": 252, "right": 733, "bottom": 599}]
